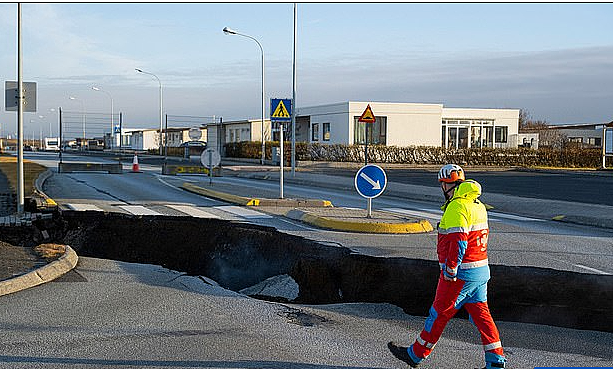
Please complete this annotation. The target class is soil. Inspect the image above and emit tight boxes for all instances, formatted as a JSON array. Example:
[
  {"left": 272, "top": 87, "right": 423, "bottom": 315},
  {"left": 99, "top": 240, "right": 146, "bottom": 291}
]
[{"left": 0, "top": 170, "right": 45, "bottom": 281}]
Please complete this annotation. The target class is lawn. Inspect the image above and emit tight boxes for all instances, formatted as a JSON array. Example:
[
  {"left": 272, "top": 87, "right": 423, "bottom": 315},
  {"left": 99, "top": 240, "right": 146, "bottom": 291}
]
[{"left": 0, "top": 155, "right": 48, "bottom": 196}]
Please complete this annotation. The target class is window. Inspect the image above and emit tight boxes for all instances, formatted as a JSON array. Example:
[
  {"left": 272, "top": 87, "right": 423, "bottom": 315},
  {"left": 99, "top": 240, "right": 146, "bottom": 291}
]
[
  {"left": 569, "top": 137, "right": 583, "bottom": 143},
  {"left": 353, "top": 116, "right": 387, "bottom": 145},
  {"left": 312, "top": 123, "right": 319, "bottom": 141},
  {"left": 588, "top": 137, "right": 601, "bottom": 146},
  {"left": 323, "top": 123, "right": 330, "bottom": 141},
  {"left": 495, "top": 126, "right": 508, "bottom": 143}
]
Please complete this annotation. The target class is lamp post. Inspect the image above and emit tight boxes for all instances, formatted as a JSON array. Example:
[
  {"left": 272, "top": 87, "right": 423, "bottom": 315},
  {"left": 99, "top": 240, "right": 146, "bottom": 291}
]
[
  {"left": 135, "top": 68, "right": 163, "bottom": 155},
  {"left": 69, "top": 96, "right": 85, "bottom": 150},
  {"left": 223, "top": 26, "right": 266, "bottom": 165},
  {"left": 49, "top": 108, "right": 57, "bottom": 137},
  {"left": 92, "top": 86, "right": 115, "bottom": 150}
]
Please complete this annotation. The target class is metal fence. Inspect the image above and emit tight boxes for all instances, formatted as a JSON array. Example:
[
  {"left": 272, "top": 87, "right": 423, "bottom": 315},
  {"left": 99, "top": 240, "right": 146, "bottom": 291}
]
[{"left": 60, "top": 110, "right": 120, "bottom": 150}]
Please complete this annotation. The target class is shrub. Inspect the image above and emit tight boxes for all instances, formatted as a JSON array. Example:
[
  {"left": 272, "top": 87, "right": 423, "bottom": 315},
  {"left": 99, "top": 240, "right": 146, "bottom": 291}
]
[{"left": 224, "top": 142, "right": 603, "bottom": 168}]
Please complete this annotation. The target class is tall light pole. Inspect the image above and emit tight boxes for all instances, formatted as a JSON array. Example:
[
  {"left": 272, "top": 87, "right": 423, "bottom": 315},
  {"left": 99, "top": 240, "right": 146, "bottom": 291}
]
[
  {"left": 223, "top": 26, "right": 266, "bottom": 164},
  {"left": 49, "top": 108, "right": 57, "bottom": 137},
  {"left": 135, "top": 68, "right": 163, "bottom": 155},
  {"left": 92, "top": 86, "right": 115, "bottom": 150},
  {"left": 69, "top": 96, "right": 85, "bottom": 149}
]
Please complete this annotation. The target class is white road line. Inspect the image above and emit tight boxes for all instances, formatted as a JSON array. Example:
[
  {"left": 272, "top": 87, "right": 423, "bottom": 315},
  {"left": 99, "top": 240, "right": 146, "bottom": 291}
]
[
  {"left": 66, "top": 203, "right": 104, "bottom": 211},
  {"left": 119, "top": 205, "right": 163, "bottom": 216},
  {"left": 214, "top": 205, "right": 272, "bottom": 219},
  {"left": 573, "top": 264, "right": 611, "bottom": 275},
  {"left": 489, "top": 212, "right": 545, "bottom": 222},
  {"left": 382, "top": 207, "right": 441, "bottom": 219},
  {"left": 166, "top": 204, "right": 221, "bottom": 219}
]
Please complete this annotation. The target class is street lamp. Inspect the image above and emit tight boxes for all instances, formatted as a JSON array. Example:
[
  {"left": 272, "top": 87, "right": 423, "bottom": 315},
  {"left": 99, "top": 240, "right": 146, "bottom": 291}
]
[
  {"left": 92, "top": 86, "right": 115, "bottom": 150},
  {"left": 135, "top": 68, "right": 163, "bottom": 155},
  {"left": 69, "top": 96, "right": 85, "bottom": 150},
  {"left": 223, "top": 26, "right": 266, "bottom": 164}
]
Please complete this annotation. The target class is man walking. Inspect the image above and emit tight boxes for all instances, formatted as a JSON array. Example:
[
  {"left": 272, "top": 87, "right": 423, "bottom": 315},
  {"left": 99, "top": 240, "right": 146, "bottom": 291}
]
[{"left": 388, "top": 164, "right": 506, "bottom": 369}]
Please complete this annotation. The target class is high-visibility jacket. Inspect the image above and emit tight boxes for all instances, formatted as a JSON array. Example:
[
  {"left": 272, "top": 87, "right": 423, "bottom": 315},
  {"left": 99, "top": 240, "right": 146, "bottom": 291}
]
[{"left": 438, "top": 179, "right": 490, "bottom": 282}]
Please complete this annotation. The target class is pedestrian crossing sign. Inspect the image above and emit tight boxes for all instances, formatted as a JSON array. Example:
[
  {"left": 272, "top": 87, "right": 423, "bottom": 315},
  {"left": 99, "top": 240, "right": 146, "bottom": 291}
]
[{"left": 270, "top": 98, "right": 292, "bottom": 122}]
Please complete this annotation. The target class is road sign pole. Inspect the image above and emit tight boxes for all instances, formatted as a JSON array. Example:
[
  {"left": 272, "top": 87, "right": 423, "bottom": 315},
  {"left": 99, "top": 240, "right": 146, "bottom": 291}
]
[
  {"left": 365, "top": 122, "right": 369, "bottom": 166},
  {"left": 280, "top": 122, "right": 284, "bottom": 199},
  {"left": 367, "top": 198, "right": 372, "bottom": 218},
  {"left": 209, "top": 150, "right": 213, "bottom": 185},
  {"left": 17, "top": 4, "right": 24, "bottom": 215}
]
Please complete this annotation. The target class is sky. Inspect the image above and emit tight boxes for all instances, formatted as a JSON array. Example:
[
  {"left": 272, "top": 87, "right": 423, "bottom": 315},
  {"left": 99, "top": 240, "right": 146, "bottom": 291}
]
[{"left": 1, "top": 2, "right": 613, "bottom": 138}]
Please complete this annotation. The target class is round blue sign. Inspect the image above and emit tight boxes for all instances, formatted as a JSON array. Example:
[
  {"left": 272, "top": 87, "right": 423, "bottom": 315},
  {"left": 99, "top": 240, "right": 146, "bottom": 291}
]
[{"left": 354, "top": 164, "right": 387, "bottom": 199}]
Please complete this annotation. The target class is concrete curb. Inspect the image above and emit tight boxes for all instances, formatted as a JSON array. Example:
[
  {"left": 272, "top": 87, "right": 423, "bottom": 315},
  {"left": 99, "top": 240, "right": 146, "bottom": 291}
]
[
  {"left": 286, "top": 209, "right": 434, "bottom": 234},
  {"left": 180, "top": 182, "right": 333, "bottom": 207},
  {"left": 0, "top": 245, "right": 78, "bottom": 297}
]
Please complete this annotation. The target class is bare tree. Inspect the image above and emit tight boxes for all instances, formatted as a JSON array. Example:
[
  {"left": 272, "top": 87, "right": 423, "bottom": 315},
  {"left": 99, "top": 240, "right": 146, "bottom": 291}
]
[{"left": 519, "top": 109, "right": 567, "bottom": 149}]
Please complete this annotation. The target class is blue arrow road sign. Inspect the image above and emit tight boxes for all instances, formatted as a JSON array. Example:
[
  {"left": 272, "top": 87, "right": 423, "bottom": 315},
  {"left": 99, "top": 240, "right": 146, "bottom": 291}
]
[{"left": 354, "top": 164, "right": 387, "bottom": 199}]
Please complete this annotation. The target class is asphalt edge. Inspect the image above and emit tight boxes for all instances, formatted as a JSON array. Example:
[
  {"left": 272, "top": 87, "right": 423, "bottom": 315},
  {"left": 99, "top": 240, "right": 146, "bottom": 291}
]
[
  {"left": 286, "top": 209, "right": 434, "bottom": 234},
  {"left": 0, "top": 245, "right": 78, "bottom": 297}
]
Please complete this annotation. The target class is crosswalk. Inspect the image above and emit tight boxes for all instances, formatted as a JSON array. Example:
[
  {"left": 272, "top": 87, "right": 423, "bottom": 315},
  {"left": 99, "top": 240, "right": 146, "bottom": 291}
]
[
  {"left": 62, "top": 202, "right": 271, "bottom": 221},
  {"left": 63, "top": 202, "right": 544, "bottom": 225}
]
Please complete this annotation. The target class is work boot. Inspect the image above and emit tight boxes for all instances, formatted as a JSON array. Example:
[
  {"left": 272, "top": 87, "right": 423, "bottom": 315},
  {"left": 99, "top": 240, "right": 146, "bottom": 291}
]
[
  {"left": 476, "top": 363, "right": 506, "bottom": 369},
  {"left": 387, "top": 341, "right": 419, "bottom": 368}
]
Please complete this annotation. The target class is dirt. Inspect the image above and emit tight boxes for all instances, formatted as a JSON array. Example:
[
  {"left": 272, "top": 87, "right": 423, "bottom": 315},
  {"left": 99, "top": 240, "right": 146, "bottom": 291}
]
[{"left": 0, "top": 240, "right": 41, "bottom": 280}]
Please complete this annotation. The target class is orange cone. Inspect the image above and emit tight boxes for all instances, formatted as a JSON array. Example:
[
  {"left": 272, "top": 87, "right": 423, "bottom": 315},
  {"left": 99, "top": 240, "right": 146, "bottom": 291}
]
[{"left": 132, "top": 154, "right": 140, "bottom": 172}]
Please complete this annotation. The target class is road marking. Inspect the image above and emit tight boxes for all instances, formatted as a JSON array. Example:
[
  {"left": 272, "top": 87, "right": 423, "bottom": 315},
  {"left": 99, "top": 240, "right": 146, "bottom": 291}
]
[
  {"left": 488, "top": 212, "right": 545, "bottom": 222},
  {"left": 214, "top": 205, "right": 272, "bottom": 219},
  {"left": 66, "top": 203, "right": 104, "bottom": 211},
  {"left": 166, "top": 204, "right": 221, "bottom": 219},
  {"left": 382, "top": 207, "right": 441, "bottom": 219},
  {"left": 573, "top": 264, "right": 610, "bottom": 275},
  {"left": 119, "top": 205, "right": 163, "bottom": 216}
]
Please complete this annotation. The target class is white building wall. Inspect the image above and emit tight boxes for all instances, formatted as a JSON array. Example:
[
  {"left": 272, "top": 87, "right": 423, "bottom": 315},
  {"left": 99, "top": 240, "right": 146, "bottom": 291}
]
[
  {"left": 298, "top": 102, "right": 350, "bottom": 144},
  {"left": 443, "top": 108, "right": 520, "bottom": 148},
  {"left": 350, "top": 102, "right": 443, "bottom": 146}
]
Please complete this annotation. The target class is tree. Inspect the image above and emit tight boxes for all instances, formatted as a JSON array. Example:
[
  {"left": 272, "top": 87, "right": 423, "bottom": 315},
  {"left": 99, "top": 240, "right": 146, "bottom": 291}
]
[{"left": 518, "top": 109, "right": 567, "bottom": 149}]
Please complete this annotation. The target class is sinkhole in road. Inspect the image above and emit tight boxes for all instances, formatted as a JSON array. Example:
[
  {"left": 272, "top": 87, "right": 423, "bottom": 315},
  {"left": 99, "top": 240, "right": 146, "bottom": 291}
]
[{"left": 3, "top": 210, "right": 612, "bottom": 333}]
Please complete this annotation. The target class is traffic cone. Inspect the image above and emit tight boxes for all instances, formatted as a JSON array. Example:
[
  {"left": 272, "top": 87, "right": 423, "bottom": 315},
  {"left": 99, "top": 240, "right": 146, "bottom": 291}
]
[{"left": 132, "top": 154, "right": 141, "bottom": 172}]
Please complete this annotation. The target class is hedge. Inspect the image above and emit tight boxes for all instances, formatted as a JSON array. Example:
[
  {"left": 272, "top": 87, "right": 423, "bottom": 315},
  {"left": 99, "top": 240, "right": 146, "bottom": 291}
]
[{"left": 224, "top": 141, "right": 604, "bottom": 168}]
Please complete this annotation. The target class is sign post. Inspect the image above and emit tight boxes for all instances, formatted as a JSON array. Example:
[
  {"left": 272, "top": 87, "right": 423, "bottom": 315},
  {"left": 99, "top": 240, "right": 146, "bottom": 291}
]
[
  {"left": 271, "top": 98, "right": 292, "bottom": 199},
  {"left": 201, "top": 148, "right": 221, "bottom": 185},
  {"left": 603, "top": 125, "right": 613, "bottom": 169},
  {"left": 358, "top": 104, "right": 376, "bottom": 166},
  {"left": 354, "top": 164, "right": 387, "bottom": 218}
]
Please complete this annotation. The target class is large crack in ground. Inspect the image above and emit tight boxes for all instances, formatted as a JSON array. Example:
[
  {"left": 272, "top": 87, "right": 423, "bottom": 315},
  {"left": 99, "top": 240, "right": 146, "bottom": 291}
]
[{"left": 2, "top": 210, "right": 611, "bottom": 333}]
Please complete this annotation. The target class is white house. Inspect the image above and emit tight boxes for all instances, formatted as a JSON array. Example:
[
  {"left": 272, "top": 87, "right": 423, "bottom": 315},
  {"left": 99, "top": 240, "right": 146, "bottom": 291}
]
[
  {"left": 295, "top": 101, "right": 521, "bottom": 149},
  {"left": 130, "top": 129, "right": 159, "bottom": 151}
]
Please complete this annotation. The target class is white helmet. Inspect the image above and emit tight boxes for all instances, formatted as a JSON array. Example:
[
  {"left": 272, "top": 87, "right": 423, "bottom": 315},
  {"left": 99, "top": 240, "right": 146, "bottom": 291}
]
[{"left": 438, "top": 164, "right": 465, "bottom": 183}]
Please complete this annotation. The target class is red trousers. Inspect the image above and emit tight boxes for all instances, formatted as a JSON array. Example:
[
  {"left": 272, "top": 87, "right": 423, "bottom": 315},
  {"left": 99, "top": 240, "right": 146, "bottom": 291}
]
[{"left": 411, "top": 275, "right": 504, "bottom": 360}]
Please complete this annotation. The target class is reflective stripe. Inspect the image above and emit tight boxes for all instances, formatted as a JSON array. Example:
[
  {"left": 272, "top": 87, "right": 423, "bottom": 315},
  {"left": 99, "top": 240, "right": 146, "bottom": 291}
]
[
  {"left": 439, "top": 223, "right": 488, "bottom": 234},
  {"left": 471, "top": 222, "right": 489, "bottom": 231},
  {"left": 460, "top": 259, "right": 489, "bottom": 269},
  {"left": 438, "top": 226, "right": 468, "bottom": 234},
  {"left": 417, "top": 336, "right": 436, "bottom": 349},
  {"left": 483, "top": 341, "right": 502, "bottom": 351}
]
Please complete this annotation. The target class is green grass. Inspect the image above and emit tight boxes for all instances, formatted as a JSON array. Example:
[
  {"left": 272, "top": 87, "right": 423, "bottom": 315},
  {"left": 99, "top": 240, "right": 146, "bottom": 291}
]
[{"left": 0, "top": 154, "right": 48, "bottom": 196}]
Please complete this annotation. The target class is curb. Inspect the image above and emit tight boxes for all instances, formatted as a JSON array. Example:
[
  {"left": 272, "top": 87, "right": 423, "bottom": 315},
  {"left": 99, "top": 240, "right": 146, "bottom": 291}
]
[
  {"left": 286, "top": 209, "right": 434, "bottom": 234},
  {"left": 0, "top": 245, "right": 78, "bottom": 297},
  {"left": 180, "top": 182, "right": 333, "bottom": 207}
]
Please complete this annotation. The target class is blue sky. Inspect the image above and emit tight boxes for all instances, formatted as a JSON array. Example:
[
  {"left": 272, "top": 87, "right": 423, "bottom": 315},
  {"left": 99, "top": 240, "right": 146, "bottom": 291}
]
[{"left": 1, "top": 2, "right": 613, "bottom": 138}]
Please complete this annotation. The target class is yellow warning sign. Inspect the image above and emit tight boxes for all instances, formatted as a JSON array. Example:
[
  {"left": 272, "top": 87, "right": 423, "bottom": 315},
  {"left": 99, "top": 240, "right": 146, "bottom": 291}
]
[
  {"left": 358, "top": 104, "right": 376, "bottom": 123},
  {"left": 272, "top": 100, "right": 290, "bottom": 118}
]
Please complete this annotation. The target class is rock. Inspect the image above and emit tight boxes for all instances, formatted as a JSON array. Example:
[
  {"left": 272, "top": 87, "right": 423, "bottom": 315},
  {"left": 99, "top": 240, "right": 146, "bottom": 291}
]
[{"left": 240, "top": 274, "right": 299, "bottom": 301}]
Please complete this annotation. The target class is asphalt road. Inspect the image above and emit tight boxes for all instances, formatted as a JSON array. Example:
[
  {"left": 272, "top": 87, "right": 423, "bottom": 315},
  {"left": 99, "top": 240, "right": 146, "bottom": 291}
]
[{"left": 303, "top": 167, "right": 613, "bottom": 206}]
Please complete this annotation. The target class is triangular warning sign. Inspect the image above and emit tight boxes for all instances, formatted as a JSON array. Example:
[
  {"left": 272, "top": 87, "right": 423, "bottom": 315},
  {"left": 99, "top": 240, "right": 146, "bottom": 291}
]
[
  {"left": 272, "top": 100, "right": 291, "bottom": 118},
  {"left": 358, "top": 104, "right": 376, "bottom": 123}
]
